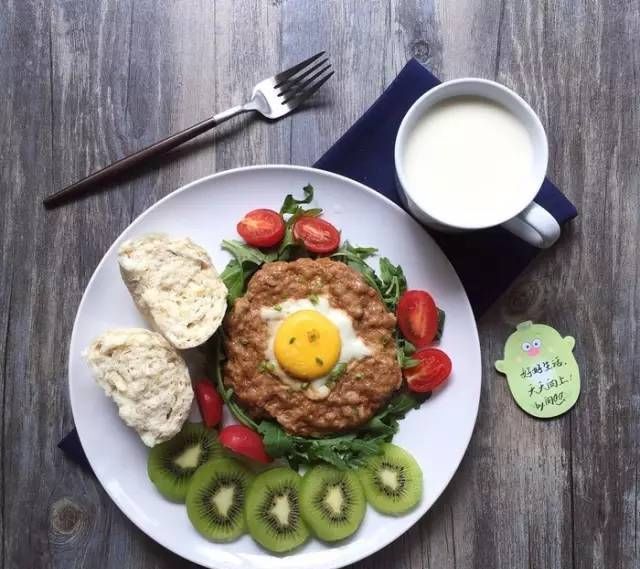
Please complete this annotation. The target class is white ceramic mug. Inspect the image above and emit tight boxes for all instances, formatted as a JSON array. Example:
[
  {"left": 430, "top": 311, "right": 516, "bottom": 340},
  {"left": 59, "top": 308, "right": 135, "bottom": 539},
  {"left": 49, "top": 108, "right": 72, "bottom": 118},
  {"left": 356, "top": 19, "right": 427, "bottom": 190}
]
[{"left": 394, "top": 78, "right": 561, "bottom": 248}]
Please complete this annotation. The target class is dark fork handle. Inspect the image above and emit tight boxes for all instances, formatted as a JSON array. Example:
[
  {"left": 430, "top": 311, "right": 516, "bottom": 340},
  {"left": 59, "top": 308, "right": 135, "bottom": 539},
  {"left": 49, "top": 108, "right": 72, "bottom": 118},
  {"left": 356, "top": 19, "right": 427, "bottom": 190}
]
[{"left": 43, "top": 105, "right": 246, "bottom": 208}]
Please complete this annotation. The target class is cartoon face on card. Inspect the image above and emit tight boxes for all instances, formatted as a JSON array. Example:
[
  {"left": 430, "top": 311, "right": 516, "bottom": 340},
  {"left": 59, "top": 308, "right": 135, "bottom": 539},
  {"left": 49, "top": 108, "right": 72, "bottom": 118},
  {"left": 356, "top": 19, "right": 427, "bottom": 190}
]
[{"left": 495, "top": 321, "right": 580, "bottom": 418}]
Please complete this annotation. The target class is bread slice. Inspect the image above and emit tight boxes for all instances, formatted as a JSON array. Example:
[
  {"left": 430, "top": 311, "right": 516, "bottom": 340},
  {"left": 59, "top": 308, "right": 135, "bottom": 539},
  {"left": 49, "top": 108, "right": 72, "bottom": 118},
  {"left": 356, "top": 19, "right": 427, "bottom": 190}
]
[
  {"left": 118, "top": 233, "right": 227, "bottom": 349},
  {"left": 85, "top": 328, "right": 193, "bottom": 446}
]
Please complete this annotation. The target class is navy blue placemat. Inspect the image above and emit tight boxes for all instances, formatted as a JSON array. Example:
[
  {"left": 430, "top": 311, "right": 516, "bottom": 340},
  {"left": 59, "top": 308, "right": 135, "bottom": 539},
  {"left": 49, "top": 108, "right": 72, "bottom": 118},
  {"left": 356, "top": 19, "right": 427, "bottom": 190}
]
[{"left": 59, "top": 59, "right": 577, "bottom": 474}]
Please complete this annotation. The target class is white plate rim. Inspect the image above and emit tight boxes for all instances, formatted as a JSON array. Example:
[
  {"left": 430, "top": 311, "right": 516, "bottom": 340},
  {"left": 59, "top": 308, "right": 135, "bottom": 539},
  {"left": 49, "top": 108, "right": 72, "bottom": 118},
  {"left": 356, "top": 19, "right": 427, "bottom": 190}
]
[{"left": 68, "top": 164, "right": 481, "bottom": 569}]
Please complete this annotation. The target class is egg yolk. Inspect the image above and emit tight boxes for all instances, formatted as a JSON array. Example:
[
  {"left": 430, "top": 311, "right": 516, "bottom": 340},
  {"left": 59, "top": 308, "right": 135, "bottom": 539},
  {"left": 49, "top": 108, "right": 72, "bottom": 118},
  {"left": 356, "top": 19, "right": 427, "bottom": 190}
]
[{"left": 273, "top": 310, "right": 341, "bottom": 380}]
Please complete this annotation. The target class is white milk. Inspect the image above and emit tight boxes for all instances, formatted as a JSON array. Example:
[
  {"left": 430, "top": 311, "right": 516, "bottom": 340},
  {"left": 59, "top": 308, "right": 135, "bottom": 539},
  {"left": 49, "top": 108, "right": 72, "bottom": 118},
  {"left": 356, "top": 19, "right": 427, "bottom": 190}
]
[{"left": 403, "top": 96, "right": 535, "bottom": 227}]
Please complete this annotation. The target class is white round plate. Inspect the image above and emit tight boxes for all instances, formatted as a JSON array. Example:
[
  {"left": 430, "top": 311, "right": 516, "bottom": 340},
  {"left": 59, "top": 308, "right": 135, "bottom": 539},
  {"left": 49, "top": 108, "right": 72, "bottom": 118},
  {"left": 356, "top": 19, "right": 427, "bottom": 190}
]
[{"left": 69, "top": 165, "right": 481, "bottom": 569}]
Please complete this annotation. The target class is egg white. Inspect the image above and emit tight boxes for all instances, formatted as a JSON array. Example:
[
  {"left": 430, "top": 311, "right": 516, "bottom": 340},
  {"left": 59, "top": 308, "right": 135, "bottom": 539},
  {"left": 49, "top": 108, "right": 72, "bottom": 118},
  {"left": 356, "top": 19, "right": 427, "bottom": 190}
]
[{"left": 260, "top": 296, "right": 371, "bottom": 399}]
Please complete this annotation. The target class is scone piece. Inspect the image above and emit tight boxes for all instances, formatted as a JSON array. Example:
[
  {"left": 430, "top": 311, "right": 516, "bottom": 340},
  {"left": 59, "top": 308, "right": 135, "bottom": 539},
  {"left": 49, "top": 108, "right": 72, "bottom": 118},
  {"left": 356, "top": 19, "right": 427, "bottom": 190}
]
[
  {"left": 86, "top": 328, "right": 193, "bottom": 447},
  {"left": 118, "top": 233, "right": 227, "bottom": 349}
]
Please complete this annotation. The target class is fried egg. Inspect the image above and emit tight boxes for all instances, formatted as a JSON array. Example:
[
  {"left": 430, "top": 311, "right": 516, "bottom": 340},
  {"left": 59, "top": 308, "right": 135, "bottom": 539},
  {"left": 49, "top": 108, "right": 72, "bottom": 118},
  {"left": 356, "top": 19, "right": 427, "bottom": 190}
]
[{"left": 261, "top": 296, "right": 371, "bottom": 399}]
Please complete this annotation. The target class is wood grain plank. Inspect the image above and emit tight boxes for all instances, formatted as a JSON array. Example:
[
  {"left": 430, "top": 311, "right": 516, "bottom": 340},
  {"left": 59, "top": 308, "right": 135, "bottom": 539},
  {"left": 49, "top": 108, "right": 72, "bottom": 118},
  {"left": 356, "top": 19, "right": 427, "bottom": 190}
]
[
  {"left": 0, "top": 0, "right": 59, "bottom": 565},
  {"left": 34, "top": 2, "right": 141, "bottom": 568},
  {"left": 212, "top": 0, "right": 286, "bottom": 171},
  {"left": 46, "top": 1, "right": 215, "bottom": 568},
  {"left": 282, "top": 0, "right": 388, "bottom": 166},
  {"left": 446, "top": 2, "right": 576, "bottom": 568},
  {"left": 536, "top": 2, "right": 640, "bottom": 568},
  {"left": 378, "top": 2, "right": 509, "bottom": 569}
]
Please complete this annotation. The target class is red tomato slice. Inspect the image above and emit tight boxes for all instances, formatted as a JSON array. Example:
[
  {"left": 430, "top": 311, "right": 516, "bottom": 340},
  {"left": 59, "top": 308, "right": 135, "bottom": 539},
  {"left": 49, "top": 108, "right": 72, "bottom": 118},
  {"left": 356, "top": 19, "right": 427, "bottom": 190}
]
[
  {"left": 397, "top": 290, "right": 438, "bottom": 348},
  {"left": 194, "top": 381, "right": 223, "bottom": 428},
  {"left": 403, "top": 348, "right": 452, "bottom": 392},
  {"left": 237, "top": 209, "right": 285, "bottom": 248},
  {"left": 292, "top": 216, "right": 340, "bottom": 254},
  {"left": 218, "top": 424, "right": 272, "bottom": 464}
]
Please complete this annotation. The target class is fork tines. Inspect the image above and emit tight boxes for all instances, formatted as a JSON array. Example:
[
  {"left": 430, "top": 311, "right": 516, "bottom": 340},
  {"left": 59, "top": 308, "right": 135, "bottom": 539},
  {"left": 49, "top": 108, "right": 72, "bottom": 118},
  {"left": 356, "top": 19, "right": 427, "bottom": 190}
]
[{"left": 274, "top": 51, "right": 334, "bottom": 105}]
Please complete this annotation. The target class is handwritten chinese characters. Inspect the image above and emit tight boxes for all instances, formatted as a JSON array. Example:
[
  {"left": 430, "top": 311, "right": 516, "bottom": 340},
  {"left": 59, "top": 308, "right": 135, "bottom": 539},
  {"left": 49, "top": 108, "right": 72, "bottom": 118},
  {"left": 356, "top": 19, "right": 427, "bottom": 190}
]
[{"left": 495, "top": 321, "right": 580, "bottom": 419}]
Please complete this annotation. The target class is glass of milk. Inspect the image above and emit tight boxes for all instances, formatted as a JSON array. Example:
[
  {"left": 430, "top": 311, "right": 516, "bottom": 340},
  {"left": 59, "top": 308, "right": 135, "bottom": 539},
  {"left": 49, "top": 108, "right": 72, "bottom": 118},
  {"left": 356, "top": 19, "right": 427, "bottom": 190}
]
[{"left": 394, "top": 78, "right": 560, "bottom": 248}]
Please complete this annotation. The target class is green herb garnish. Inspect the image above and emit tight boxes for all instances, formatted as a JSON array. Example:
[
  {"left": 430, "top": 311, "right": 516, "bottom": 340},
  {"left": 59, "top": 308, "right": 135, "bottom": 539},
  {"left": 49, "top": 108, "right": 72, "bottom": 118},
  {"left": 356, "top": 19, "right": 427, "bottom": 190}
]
[
  {"left": 329, "top": 362, "right": 348, "bottom": 380},
  {"left": 315, "top": 357, "right": 324, "bottom": 366},
  {"left": 273, "top": 304, "right": 282, "bottom": 311},
  {"left": 289, "top": 337, "right": 296, "bottom": 344},
  {"left": 308, "top": 293, "right": 319, "bottom": 305},
  {"left": 258, "top": 360, "right": 276, "bottom": 373}
]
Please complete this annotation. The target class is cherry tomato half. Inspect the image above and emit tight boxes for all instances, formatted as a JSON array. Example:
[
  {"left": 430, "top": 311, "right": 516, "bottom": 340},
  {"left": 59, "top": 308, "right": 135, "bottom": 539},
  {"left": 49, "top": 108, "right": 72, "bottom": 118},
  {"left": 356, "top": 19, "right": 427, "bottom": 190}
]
[
  {"left": 397, "top": 290, "right": 438, "bottom": 348},
  {"left": 237, "top": 209, "right": 285, "bottom": 248},
  {"left": 293, "top": 216, "right": 341, "bottom": 254},
  {"left": 194, "top": 381, "right": 223, "bottom": 428},
  {"left": 403, "top": 348, "right": 452, "bottom": 392},
  {"left": 218, "top": 424, "right": 272, "bottom": 464}
]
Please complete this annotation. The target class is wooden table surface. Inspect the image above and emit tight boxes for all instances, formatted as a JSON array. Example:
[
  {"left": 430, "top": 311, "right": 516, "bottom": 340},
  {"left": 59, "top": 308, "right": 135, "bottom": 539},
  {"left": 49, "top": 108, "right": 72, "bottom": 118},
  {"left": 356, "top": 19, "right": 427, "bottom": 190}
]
[{"left": 1, "top": 1, "right": 638, "bottom": 568}]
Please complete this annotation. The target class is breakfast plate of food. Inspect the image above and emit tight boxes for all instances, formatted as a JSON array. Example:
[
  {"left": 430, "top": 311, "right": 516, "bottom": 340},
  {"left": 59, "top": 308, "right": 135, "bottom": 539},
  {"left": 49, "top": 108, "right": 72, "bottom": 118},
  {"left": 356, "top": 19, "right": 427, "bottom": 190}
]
[{"left": 69, "top": 165, "right": 481, "bottom": 569}]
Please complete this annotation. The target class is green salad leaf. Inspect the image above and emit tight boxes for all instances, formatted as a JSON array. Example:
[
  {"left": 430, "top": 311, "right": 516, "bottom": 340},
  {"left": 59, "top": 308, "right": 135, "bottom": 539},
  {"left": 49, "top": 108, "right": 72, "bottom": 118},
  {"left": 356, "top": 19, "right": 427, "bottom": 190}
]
[
  {"left": 220, "top": 240, "right": 276, "bottom": 303},
  {"left": 396, "top": 338, "right": 419, "bottom": 369},
  {"left": 361, "top": 392, "right": 425, "bottom": 436},
  {"left": 277, "top": 185, "right": 322, "bottom": 260},
  {"left": 331, "top": 242, "right": 407, "bottom": 312},
  {"left": 331, "top": 241, "right": 382, "bottom": 294},
  {"left": 279, "top": 184, "right": 314, "bottom": 214},
  {"left": 209, "top": 334, "right": 258, "bottom": 430}
]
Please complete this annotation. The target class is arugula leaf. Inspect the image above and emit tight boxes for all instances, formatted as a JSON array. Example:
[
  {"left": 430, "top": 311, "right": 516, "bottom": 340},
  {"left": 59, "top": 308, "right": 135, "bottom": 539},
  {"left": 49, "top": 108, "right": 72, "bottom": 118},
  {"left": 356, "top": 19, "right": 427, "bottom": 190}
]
[
  {"left": 371, "top": 392, "right": 423, "bottom": 421},
  {"left": 378, "top": 257, "right": 407, "bottom": 311},
  {"left": 331, "top": 241, "right": 383, "bottom": 293},
  {"left": 277, "top": 206, "right": 322, "bottom": 261},
  {"left": 221, "top": 239, "right": 274, "bottom": 266},
  {"left": 280, "top": 184, "right": 314, "bottom": 214},
  {"left": 220, "top": 240, "right": 275, "bottom": 303},
  {"left": 219, "top": 260, "right": 244, "bottom": 303},
  {"left": 331, "top": 243, "right": 407, "bottom": 312},
  {"left": 208, "top": 334, "right": 258, "bottom": 430},
  {"left": 331, "top": 242, "right": 378, "bottom": 262},
  {"left": 257, "top": 421, "right": 296, "bottom": 457},
  {"left": 396, "top": 338, "right": 419, "bottom": 369}
]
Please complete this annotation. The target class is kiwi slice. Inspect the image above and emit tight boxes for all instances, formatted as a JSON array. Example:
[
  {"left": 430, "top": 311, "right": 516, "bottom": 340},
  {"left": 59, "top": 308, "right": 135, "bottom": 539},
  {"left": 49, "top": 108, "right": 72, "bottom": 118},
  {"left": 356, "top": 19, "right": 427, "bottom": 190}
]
[
  {"left": 357, "top": 443, "right": 423, "bottom": 515},
  {"left": 300, "top": 465, "right": 366, "bottom": 541},
  {"left": 147, "top": 422, "right": 222, "bottom": 502},
  {"left": 245, "top": 467, "right": 310, "bottom": 553},
  {"left": 186, "top": 457, "right": 254, "bottom": 542}
]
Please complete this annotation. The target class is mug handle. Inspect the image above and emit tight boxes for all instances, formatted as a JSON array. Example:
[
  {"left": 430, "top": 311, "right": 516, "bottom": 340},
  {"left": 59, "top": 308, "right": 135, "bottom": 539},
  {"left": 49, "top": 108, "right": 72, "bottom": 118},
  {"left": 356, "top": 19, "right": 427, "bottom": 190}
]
[{"left": 500, "top": 202, "right": 561, "bottom": 249}]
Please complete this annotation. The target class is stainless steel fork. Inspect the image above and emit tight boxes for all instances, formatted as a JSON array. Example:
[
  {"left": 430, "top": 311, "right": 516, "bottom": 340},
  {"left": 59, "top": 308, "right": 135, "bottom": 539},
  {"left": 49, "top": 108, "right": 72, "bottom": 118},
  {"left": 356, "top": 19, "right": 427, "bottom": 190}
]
[{"left": 43, "top": 52, "right": 333, "bottom": 208}]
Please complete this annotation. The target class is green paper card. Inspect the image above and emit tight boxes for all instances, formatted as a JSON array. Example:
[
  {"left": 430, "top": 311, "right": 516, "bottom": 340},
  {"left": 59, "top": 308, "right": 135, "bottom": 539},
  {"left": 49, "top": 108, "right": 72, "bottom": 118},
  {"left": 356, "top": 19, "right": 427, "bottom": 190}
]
[{"left": 495, "top": 321, "right": 580, "bottom": 418}]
